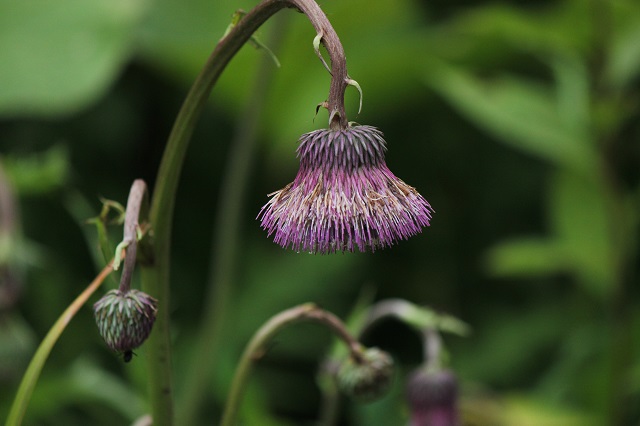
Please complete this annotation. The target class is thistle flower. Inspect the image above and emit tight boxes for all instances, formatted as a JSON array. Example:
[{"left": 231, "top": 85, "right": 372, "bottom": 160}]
[
  {"left": 406, "top": 368, "right": 458, "bottom": 426},
  {"left": 93, "top": 289, "right": 157, "bottom": 361},
  {"left": 337, "top": 347, "right": 394, "bottom": 402},
  {"left": 258, "top": 125, "right": 433, "bottom": 254}
]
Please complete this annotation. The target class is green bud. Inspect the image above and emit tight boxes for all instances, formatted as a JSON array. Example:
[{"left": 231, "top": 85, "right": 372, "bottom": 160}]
[
  {"left": 338, "top": 347, "right": 394, "bottom": 402},
  {"left": 93, "top": 289, "right": 157, "bottom": 361}
]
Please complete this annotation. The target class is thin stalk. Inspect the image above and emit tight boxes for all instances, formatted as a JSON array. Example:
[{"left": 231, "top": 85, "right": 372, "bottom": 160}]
[
  {"left": 423, "top": 328, "right": 442, "bottom": 369},
  {"left": 177, "top": 15, "right": 287, "bottom": 425},
  {"left": 220, "top": 304, "right": 364, "bottom": 426},
  {"left": 0, "top": 160, "right": 20, "bottom": 308},
  {"left": 118, "top": 179, "right": 147, "bottom": 293},
  {"left": 141, "top": 1, "right": 352, "bottom": 424},
  {"left": 317, "top": 379, "right": 341, "bottom": 426},
  {"left": 5, "top": 262, "right": 115, "bottom": 426}
]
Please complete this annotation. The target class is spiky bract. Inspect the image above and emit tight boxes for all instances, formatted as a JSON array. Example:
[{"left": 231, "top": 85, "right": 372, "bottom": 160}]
[
  {"left": 258, "top": 125, "right": 433, "bottom": 254},
  {"left": 93, "top": 289, "right": 157, "bottom": 355}
]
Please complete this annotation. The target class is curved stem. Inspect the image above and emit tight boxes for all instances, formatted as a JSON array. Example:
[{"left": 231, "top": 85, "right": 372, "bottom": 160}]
[
  {"left": 176, "top": 15, "right": 287, "bottom": 425},
  {"left": 141, "top": 1, "right": 351, "bottom": 424},
  {"left": 5, "top": 262, "right": 114, "bottom": 426},
  {"left": 289, "top": 0, "right": 349, "bottom": 129},
  {"left": 220, "top": 304, "right": 363, "bottom": 426}
]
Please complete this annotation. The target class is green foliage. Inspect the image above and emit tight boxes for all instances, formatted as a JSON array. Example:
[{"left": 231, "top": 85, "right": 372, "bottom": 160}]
[
  {"left": 1, "top": 0, "right": 640, "bottom": 425},
  {"left": 0, "top": 0, "right": 149, "bottom": 117}
]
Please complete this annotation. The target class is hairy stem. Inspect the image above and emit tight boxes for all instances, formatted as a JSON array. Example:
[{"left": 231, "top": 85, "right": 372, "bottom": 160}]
[{"left": 220, "top": 304, "right": 363, "bottom": 426}]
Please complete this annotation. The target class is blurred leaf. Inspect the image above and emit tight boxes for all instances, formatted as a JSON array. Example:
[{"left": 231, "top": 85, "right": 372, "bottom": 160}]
[
  {"left": 551, "top": 56, "right": 590, "bottom": 138},
  {"left": 500, "top": 395, "right": 599, "bottom": 426},
  {"left": 424, "top": 60, "right": 598, "bottom": 173},
  {"left": 486, "top": 237, "right": 567, "bottom": 278},
  {"left": 535, "top": 322, "right": 609, "bottom": 412},
  {"left": 443, "top": 0, "right": 591, "bottom": 58},
  {"left": 26, "top": 357, "right": 146, "bottom": 423},
  {"left": 364, "top": 299, "right": 470, "bottom": 337},
  {"left": 550, "top": 170, "right": 619, "bottom": 299},
  {"left": 455, "top": 304, "right": 565, "bottom": 386},
  {"left": 462, "top": 390, "right": 599, "bottom": 426},
  {"left": 0, "top": 314, "right": 36, "bottom": 382},
  {"left": 487, "top": 169, "right": 621, "bottom": 300},
  {"left": 606, "top": 0, "right": 640, "bottom": 89},
  {"left": 2, "top": 146, "right": 70, "bottom": 196},
  {"left": 137, "top": 0, "right": 229, "bottom": 80},
  {"left": 0, "top": 0, "right": 150, "bottom": 117}
]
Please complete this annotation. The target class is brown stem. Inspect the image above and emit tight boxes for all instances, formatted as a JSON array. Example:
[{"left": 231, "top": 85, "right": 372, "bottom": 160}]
[
  {"left": 220, "top": 304, "right": 363, "bottom": 426},
  {"left": 305, "top": 307, "right": 365, "bottom": 363},
  {"left": 287, "top": 0, "right": 349, "bottom": 129},
  {"left": 118, "top": 179, "right": 148, "bottom": 293},
  {"left": 219, "top": 0, "right": 349, "bottom": 130}
]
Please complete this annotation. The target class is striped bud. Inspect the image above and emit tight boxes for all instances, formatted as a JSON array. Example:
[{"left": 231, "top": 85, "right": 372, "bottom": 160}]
[{"left": 93, "top": 289, "right": 157, "bottom": 361}]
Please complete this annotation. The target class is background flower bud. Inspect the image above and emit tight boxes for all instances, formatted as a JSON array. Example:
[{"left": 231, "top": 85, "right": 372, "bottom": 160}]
[
  {"left": 93, "top": 289, "right": 157, "bottom": 358},
  {"left": 406, "top": 367, "right": 458, "bottom": 426},
  {"left": 337, "top": 347, "right": 394, "bottom": 402}
]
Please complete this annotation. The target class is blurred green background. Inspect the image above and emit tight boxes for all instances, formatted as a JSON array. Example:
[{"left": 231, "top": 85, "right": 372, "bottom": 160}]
[{"left": 1, "top": 0, "right": 639, "bottom": 424}]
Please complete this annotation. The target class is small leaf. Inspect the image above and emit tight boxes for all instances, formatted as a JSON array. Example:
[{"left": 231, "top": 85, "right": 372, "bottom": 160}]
[
  {"left": 313, "top": 31, "right": 331, "bottom": 74},
  {"left": 346, "top": 78, "right": 363, "bottom": 115},
  {"left": 2, "top": 145, "right": 69, "bottom": 195}
]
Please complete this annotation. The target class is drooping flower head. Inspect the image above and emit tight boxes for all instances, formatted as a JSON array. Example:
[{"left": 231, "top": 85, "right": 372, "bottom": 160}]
[
  {"left": 93, "top": 289, "right": 157, "bottom": 361},
  {"left": 258, "top": 124, "right": 433, "bottom": 253}
]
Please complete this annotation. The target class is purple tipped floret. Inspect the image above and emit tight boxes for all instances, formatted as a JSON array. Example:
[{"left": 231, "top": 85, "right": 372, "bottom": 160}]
[{"left": 258, "top": 125, "right": 434, "bottom": 254}]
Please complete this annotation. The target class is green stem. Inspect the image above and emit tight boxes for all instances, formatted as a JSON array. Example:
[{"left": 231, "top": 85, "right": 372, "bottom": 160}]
[
  {"left": 317, "top": 373, "right": 341, "bottom": 426},
  {"left": 177, "top": 15, "right": 287, "bottom": 425},
  {"left": 140, "top": 4, "right": 288, "bottom": 424},
  {"left": 5, "top": 262, "right": 114, "bottom": 426},
  {"left": 141, "top": 1, "right": 351, "bottom": 424},
  {"left": 220, "top": 304, "right": 364, "bottom": 426}
]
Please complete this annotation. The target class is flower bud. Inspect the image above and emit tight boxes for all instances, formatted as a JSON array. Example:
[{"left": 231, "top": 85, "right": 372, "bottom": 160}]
[
  {"left": 406, "top": 367, "right": 458, "bottom": 426},
  {"left": 337, "top": 347, "right": 394, "bottom": 402},
  {"left": 93, "top": 289, "right": 157, "bottom": 361}
]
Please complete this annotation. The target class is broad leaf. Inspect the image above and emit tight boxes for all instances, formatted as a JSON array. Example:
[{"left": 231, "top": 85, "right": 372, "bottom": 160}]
[{"left": 0, "top": 0, "right": 149, "bottom": 117}]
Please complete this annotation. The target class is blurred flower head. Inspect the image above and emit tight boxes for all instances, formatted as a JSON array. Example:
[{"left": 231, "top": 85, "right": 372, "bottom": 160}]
[
  {"left": 406, "top": 367, "right": 458, "bottom": 426},
  {"left": 258, "top": 125, "right": 433, "bottom": 254},
  {"left": 337, "top": 347, "right": 395, "bottom": 402},
  {"left": 93, "top": 289, "right": 157, "bottom": 360}
]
